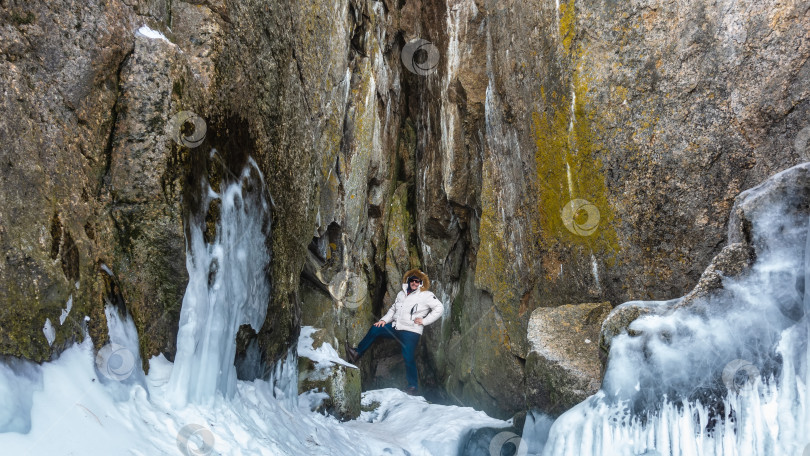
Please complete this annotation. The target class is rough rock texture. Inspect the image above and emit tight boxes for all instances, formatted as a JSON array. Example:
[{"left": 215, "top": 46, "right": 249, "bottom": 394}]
[
  {"left": 0, "top": 0, "right": 140, "bottom": 360},
  {"left": 410, "top": 0, "right": 810, "bottom": 417},
  {"left": 1, "top": 0, "right": 808, "bottom": 421},
  {"left": 599, "top": 163, "right": 810, "bottom": 368},
  {"left": 525, "top": 302, "right": 611, "bottom": 415},
  {"left": 599, "top": 242, "right": 754, "bottom": 361},
  {"left": 0, "top": 0, "right": 357, "bottom": 370},
  {"left": 298, "top": 328, "right": 361, "bottom": 420},
  {"left": 106, "top": 31, "right": 200, "bottom": 367},
  {"left": 673, "top": 242, "right": 756, "bottom": 310}
]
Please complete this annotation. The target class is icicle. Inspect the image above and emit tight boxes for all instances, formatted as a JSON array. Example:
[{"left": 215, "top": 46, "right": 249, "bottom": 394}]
[
  {"left": 542, "top": 203, "right": 810, "bottom": 455},
  {"left": 168, "top": 158, "right": 272, "bottom": 407}
]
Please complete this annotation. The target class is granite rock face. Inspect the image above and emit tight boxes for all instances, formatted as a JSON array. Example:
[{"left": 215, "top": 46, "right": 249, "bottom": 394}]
[
  {"left": 1, "top": 0, "right": 808, "bottom": 421},
  {"left": 105, "top": 31, "right": 199, "bottom": 368},
  {"left": 410, "top": 0, "right": 809, "bottom": 417},
  {"left": 599, "top": 163, "right": 810, "bottom": 372},
  {"left": 0, "top": 0, "right": 350, "bottom": 369},
  {"left": 0, "top": 0, "right": 139, "bottom": 360},
  {"left": 526, "top": 302, "right": 611, "bottom": 415}
]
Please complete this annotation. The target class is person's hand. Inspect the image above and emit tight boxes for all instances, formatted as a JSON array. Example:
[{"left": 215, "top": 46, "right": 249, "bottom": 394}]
[
  {"left": 373, "top": 320, "right": 385, "bottom": 327},
  {"left": 414, "top": 317, "right": 424, "bottom": 325}
]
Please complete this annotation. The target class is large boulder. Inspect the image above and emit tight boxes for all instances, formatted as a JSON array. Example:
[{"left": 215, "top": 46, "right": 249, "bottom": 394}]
[{"left": 525, "top": 302, "right": 611, "bottom": 415}]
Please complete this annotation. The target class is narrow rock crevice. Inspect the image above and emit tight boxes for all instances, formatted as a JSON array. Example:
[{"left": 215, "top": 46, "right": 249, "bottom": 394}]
[{"left": 99, "top": 49, "right": 133, "bottom": 198}]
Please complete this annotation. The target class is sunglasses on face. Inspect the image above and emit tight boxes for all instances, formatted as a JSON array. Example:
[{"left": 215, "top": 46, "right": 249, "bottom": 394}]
[{"left": 409, "top": 279, "right": 422, "bottom": 283}]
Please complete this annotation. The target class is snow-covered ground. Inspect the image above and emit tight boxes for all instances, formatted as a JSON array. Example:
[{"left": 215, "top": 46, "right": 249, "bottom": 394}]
[
  {"left": 0, "top": 161, "right": 520, "bottom": 455},
  {"left": 0, "top": 324, "right": 511, "bottom": 456}
]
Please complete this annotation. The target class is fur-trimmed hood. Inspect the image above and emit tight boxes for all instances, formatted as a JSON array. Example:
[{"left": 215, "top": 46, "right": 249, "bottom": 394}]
[{"left": 401, "top": 268, "right": 430, "bottom": 291}]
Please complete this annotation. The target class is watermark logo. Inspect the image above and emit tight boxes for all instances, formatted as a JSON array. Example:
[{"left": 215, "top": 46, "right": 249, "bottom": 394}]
[
  {"left": 176, "top": 424, "right": 215, "bottom": 456},
  {"left": 168, "top": 111, "right": 207, "bottom": 148},
  {"left": 489, "top": 431, "right": 528, "bottom": 456},
  {"left": 561, "top": 199, "right": 600, "bottom": 236},
  {"left": 329, "top": 270, "right": 368, "bottom": 310},
  {"left": 401, "top": 39, "right": 440, "bottom": 76},
  {"left": 721, "top": 359, "right": 760, "bottom": 393},
  {"left": 795, "top": 126, "right": 810, "bottom": 161},
  {"left": 95, "top": 343, "right": 136, "bottom": 381}
]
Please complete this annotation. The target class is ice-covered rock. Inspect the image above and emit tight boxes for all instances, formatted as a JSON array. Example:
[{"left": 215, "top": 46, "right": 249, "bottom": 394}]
[
  {"left": 297, "top": 326, "right": 361, "bottom": 420},
  {"left": 544, "top": 162, "right": 810, "bottom": 455}
]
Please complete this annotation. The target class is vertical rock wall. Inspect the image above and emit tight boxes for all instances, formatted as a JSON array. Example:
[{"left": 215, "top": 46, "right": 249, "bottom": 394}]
[
  {"left": 0, "top": 0, "right": 143, "bottom": 361},
  {"left": 410, "top": 0, "right": 810, "bottom": 418},
  {"left": 1, "top": 0, "right": 807, "bottom": 421}
]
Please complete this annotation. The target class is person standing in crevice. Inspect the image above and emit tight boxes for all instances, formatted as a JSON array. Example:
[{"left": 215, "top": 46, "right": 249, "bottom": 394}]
[{"left": 345, "top": 268, "right": 444, "bottom": 395}]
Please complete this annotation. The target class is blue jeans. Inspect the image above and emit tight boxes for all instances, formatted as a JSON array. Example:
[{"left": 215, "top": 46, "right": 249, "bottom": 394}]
[{"left": 356, "top": 322, "right": 421, "bottom": 389}]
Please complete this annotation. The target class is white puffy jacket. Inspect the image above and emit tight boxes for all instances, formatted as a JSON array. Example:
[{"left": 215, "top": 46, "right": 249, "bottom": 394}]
[{"left": 380, "top": 283, "right": 444, "bottom": 335}]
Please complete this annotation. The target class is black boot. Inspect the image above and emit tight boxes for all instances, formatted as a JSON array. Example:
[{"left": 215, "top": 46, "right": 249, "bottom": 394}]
[{"left": 344, "top": 341, "right": 360, "bottom": 364}]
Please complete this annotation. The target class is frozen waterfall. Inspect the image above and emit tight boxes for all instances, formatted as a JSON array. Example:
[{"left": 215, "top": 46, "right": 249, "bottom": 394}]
[
  {"left": 539, "top": 199, "right": 810, "bottom": 455},
  {"left": 168, "top": 156, "right": 273, "bottom": 407}
]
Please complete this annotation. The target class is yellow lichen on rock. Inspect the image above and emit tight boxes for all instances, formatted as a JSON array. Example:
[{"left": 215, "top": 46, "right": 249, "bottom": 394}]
[
  {"left": 475, "top": 164, "right": 518, "bottom": 304},
  {"left": 532, "top": 70, "right": 619, "bottom": 260},
  {"left": 559, "top": 0, "right": 577, "bottom": 56}
]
